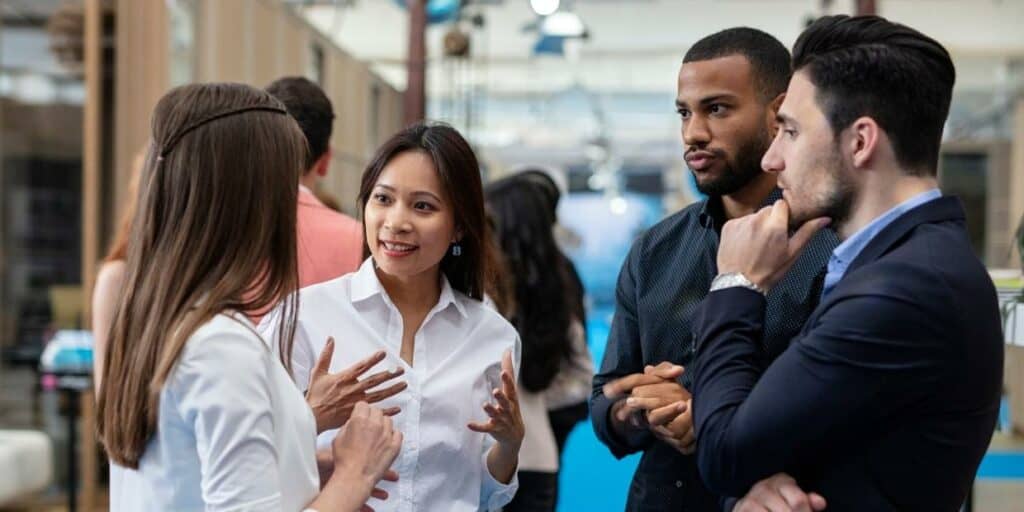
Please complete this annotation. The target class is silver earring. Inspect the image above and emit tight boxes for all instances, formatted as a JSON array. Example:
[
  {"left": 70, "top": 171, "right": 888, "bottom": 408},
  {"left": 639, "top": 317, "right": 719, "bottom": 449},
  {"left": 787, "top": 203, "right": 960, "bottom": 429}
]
[{"left": 452, "top": 243, "right": 462, "bottom": 256}]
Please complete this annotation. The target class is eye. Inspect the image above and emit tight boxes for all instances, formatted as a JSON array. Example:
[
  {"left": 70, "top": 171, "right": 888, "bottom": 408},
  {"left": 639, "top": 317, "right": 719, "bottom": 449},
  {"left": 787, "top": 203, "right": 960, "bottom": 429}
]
[
  {"left": 372, "top": 193, "right": 392, "bottom": 204},
  {"left": 413, "top": 201, "right": 436, "bottom": 211},
  {"left": 709, "top": 104, "right": 728, "bottom": 115},
  {"left": 783, "top": 129, "right": 797, "bottom": 139},
  {"left": 677, "top": 108, "right": 691, "bottom": 120}
]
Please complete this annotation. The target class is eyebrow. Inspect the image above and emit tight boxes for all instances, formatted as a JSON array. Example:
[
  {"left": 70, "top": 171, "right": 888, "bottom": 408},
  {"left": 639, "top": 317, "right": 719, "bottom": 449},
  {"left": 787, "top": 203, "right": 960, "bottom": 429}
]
[
  {"left": 675, "top": 93, "right": 739, "bottom": 109},
  {"left": 374, "top": 183, "right": 443, "bottom": 203}
]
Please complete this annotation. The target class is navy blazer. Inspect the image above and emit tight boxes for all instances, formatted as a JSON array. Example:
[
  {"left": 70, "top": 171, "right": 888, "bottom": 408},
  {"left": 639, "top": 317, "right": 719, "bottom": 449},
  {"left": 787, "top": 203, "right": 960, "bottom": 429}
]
[{"left": 691, "top": 196, "right": 1003, "bottom": 511}]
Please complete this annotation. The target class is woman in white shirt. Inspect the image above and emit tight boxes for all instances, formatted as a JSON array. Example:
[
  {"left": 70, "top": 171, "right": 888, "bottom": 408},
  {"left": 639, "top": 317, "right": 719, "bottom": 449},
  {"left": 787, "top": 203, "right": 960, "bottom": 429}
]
[
  {"left": 262, "top": 122, "right": 525, "bottom": 512},
  {"left": 96, "top": 83, "right": 402, "bottom": 512}
]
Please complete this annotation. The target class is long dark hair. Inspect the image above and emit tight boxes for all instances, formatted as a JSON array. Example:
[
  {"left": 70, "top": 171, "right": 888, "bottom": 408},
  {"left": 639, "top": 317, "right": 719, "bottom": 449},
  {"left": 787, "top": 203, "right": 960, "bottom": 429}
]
[
  {"left": 485, "top": 174, "right": 581, "bottom": 392},
  {"left": 359, "top": 122, "right": 499, "bottom": 301},
  {"left": 97, "top": 83, "right": 304, "bottom": 468}
]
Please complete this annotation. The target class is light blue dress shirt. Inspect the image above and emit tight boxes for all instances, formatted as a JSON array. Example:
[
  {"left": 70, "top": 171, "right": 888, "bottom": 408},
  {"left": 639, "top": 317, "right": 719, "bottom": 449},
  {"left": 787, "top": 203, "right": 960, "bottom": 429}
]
[{"left": 821, "top": 188, "right": 942, "bottom": 299}]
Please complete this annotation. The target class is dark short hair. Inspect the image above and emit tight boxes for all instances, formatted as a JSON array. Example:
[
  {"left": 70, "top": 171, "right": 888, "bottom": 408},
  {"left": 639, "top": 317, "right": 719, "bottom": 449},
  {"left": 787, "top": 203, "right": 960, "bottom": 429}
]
[
  {"left": 683, "top": 27, "right": 792, "bottom": 102},
  {"left": 359, "top": 122, "right": 499, "bottom": 301},
  {"left": 793, "top": 15, "right": 955, "bottom": 175},
  {"left": 266, "top": 76, "right": 335, "bottom": 172}
]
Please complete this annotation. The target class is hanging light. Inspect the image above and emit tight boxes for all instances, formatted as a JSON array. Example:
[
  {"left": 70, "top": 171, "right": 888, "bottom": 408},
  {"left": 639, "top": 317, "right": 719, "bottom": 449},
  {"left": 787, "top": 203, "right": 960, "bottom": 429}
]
[
  {"left": 530, "top": 0, "right": 560, "bottom": 17},
  {"left": 540, "top": 11, "right": 586, "bottom": 38}
]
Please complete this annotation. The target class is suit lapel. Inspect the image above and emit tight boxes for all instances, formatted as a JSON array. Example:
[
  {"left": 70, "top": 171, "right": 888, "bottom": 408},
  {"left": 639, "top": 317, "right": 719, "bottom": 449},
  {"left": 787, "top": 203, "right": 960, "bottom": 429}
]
[{"left": 797, "top": 196, "right": 965, "bottom": 335}]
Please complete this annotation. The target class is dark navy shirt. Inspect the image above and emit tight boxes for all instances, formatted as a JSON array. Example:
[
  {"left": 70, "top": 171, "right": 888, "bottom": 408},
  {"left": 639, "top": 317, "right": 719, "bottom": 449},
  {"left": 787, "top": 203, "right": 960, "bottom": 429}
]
[{"left": 590, "top": 189, "right": 839, "bottom": 511}]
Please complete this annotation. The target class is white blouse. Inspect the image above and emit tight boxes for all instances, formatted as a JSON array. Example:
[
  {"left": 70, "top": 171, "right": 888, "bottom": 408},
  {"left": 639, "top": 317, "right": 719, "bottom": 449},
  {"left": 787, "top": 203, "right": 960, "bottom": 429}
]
[
  {"left": 260, "top": 259, "right": 521, "bottom": 512},
  {"left": 111, "top": 313, "right": 319, "bottom": 512}
]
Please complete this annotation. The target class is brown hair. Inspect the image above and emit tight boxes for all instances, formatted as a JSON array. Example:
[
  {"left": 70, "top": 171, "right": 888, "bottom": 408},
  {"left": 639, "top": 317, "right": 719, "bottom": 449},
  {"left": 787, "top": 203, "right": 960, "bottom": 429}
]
[
  {"left": 97, "top": 83, "right": 305, "bottom": 468},
  {"left": 104, "top": 148, "right": 146, "bottom": 262},
  {"left": 358, "top": 122, "right": 499, "bottom": 301}
]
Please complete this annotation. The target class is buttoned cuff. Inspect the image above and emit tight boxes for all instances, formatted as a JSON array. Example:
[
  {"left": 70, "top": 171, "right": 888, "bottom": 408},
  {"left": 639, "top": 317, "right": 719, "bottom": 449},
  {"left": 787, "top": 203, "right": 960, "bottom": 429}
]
[{"left": 480, "top": 448, "right": 519, "bottom": 511}]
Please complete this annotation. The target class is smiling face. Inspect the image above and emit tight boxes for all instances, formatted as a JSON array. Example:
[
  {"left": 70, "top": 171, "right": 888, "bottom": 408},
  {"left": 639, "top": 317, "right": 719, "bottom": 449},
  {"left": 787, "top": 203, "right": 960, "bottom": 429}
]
[
  {"left": 676, "top": 54, "right": 775, "bottom": 196},
  {"left": 364, "top": 150, "right": 459, "bottom": 282},
  {"left": 762, "top": 71, "right": 856, "bottom": 230}
]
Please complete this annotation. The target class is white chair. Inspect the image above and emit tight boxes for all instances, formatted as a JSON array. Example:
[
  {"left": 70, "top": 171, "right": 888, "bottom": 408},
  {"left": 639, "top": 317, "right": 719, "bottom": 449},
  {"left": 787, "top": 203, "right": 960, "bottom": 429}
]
[{"left": 0, "top": 430, "right": 53, "bottom": 505}]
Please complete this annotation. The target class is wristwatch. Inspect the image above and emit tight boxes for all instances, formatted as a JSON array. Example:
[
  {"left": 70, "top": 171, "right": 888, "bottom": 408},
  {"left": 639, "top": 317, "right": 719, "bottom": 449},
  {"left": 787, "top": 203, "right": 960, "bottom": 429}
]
[{"left": 709, "top": 272, "right": 767, "bottom": 296}]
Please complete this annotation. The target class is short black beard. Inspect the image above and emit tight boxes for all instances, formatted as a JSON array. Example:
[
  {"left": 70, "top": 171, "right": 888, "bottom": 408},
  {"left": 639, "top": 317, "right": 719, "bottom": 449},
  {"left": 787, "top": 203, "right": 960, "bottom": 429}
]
[{"left": 693, "top": 127, "right": 771, "bottom": 197}]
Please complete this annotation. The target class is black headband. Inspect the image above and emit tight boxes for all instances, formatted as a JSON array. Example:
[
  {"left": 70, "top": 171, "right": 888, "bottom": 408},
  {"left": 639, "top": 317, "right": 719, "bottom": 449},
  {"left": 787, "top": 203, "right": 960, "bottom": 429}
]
[{"left": 158, "top": 105, "right": 289, "bottom": 159}]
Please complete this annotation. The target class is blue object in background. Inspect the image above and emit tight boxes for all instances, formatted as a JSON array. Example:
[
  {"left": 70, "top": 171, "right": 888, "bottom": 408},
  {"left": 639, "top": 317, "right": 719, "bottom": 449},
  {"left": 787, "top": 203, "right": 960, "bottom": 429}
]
[
  {"left": 533, "top": 35, "right": 566, "bottom": 56},
  {"left": 390, "top": 0, "right": 461, "bottom": 24}
]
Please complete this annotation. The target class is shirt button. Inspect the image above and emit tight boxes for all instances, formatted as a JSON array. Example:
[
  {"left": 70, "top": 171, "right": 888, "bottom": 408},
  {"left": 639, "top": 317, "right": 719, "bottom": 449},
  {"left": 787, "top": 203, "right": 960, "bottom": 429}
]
[{"left": 675, "top": 480, "right": 683, "bottom": 488}]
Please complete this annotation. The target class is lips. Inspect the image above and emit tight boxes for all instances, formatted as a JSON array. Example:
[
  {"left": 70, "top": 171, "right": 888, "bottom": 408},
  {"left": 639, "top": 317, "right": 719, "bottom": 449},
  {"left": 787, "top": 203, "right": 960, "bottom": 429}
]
[
  {"left": 380, "top": 240, "right": 418, "bottom": 257},
  {"left": 685, "top": 151, "right": 717, "bottom": 171}
]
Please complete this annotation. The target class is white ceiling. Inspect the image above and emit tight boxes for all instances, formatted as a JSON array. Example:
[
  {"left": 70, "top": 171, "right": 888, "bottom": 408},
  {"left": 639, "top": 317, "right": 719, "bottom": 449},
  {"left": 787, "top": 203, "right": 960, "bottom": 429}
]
[{"left": 302, "top": 0, "right": 1024, "bottom": 95}]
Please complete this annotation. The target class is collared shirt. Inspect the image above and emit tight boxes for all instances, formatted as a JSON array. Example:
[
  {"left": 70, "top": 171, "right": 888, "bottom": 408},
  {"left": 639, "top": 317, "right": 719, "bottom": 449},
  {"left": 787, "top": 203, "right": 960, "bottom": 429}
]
[
  {"left": 590, "top": 189, "right": 839, "bottom": 511},
  {"left": 260, "top": 259, "right": 520, "bottom": 512},
  {"left": 822, "top": 189, "right": 942, "bottom": 299},
  {"left": 113, "top": 313, "right": 319, "bottom": 512}
]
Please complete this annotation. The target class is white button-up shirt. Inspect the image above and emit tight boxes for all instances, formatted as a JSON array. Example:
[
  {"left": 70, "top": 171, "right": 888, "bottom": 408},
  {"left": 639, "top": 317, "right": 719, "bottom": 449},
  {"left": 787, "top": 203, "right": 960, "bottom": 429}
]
[
  {"left": 112, "top": 313, "right": 319, "bottom": 511},
  {"left": 261, "top": 259, "right": 520, "bottom": 511}
]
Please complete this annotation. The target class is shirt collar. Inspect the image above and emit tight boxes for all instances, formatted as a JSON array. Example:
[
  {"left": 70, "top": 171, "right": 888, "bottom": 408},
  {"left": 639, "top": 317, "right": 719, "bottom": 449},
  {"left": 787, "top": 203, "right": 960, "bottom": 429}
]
[
  {"left": 828, "top": 188, "right": 942, "bottom": 273},
  {"left": 698, "top": 187, "right": 784, "bottom": 230},
  {"left": 297, "top": 185, "right": 324, "bottom": 208},
  {"left": 350, "top": 258, "right": 468, "bottom": 318}
]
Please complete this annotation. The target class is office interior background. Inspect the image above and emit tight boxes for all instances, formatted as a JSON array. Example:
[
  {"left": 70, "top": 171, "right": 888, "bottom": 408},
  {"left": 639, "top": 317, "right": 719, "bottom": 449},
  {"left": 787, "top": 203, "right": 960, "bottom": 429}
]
[{"left": 0, "top": 0, "right": 1023, "bottom": 510}]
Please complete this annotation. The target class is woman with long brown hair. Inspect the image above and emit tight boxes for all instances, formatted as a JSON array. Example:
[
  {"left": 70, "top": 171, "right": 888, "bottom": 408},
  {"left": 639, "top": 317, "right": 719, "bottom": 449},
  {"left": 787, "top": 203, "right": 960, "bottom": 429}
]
[
  {"left": 91, "top": 147, "right": 144, "bottom": 391},
  {"left": 97, "top": 82, "right": 401, "bottom": 511},
  {"left": 261, "top": 122, "right": 524, "bottom": 511}
]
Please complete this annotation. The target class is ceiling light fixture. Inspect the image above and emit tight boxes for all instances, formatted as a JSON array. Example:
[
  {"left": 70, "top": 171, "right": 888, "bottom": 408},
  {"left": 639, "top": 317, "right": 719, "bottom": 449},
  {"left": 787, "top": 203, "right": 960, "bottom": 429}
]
[{"left": 530, "top": 0, "right": 560, "bottom": 17}]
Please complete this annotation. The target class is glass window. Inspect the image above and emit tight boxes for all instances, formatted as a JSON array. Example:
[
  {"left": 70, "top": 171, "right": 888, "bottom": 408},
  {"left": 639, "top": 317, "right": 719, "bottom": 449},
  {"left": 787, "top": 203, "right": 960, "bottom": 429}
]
[{"left": 0, "top": 1, "right": 85, "bottom": 367}]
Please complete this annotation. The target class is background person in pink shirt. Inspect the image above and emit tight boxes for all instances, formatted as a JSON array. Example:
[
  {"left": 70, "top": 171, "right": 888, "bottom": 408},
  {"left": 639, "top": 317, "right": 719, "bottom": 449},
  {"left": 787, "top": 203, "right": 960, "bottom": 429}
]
[{"left": 267, "top": 76, "right": 363, "bottom": 288}]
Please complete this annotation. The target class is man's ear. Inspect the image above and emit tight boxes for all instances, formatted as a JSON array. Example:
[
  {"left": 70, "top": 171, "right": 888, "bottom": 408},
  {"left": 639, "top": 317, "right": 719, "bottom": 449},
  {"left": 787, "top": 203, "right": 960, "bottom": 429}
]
[
  {"left": 846, "top": 116, "right": 881, "bottom": 169},
  {"left": 313, "top": 147, "right": 332, "bottom": 178}
]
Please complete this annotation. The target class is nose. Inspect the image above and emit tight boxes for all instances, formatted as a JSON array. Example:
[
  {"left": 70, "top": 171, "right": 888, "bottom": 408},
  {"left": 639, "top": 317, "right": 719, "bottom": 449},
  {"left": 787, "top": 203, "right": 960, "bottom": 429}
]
[
  {"left": 761, "top": 133, "right": 785, "bottom": 175},
  {"left": 382, "top": 205, "right": 412, "bottom": 235},
  {"left": 682, "top": 113, "right": 711, "bottom": 148}
]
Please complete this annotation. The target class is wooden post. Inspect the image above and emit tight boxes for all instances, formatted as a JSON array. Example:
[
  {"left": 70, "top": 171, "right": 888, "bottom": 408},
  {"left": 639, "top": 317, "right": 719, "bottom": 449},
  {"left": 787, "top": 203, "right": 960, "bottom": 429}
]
[
  {"left": 404, "top": 0, "right": 427, "bottom": 125},
  {"left": 855, "top": 0, "right": 877, "bottom": 15}
]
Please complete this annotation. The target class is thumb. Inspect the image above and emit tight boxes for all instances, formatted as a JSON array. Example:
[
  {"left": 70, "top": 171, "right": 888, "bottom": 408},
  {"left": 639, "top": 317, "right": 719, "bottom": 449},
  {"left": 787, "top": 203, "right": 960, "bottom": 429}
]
[
  {"left": 788, "top": 217, "right": 831, "bottom": 261},
  {"left": 313, "top": 337, "right": 335, "bottom": 376},
  {"left": 809, "top": 493, "right": 827, "bottom": 511}
]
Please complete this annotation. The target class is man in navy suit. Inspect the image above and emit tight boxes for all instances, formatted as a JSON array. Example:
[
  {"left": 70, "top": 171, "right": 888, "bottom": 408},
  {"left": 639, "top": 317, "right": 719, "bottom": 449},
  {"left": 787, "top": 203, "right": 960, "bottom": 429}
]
[{"left": 686, "top": 15, "right": 1004, "bottom": 511}]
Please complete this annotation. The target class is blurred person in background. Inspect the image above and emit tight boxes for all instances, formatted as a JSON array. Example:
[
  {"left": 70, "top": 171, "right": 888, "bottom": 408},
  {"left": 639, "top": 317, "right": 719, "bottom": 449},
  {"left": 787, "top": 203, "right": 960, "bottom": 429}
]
[
  {"left": 590, "top": 28, "right": 838, "bottom": 511},
  {"left": 485, "top": 174, "right": 594, "bottom": 512},
  {"left": 261, "top": 122, "right": 524, "bottom": 512},
  {"left": 267, "top": 76, "right": 363, "bottom": 288},
  {"left": 511, "top": 168, "right": 592, "bottom": 454},
  {"left": 97, "top": 82, "right": 401, "bottom": 511}
]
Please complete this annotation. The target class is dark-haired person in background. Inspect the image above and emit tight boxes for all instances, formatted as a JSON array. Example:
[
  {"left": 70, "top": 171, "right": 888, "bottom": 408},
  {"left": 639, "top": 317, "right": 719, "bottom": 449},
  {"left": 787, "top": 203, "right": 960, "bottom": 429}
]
[
  {"left": 267, "top": 77, "right": 363, "bottom": 288},
  {"left": 691, "top": 15, "right": 1003, "bottom": 511},
  {"left": 511, "top": 168, "right": 593, "bottom": 457},
  {"left": 590, "top": 28, "right": 838, "bottom": 511},
  {"left": 486, "top": 174, "right": 593, "bottom": 511}
]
